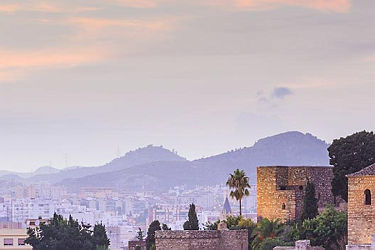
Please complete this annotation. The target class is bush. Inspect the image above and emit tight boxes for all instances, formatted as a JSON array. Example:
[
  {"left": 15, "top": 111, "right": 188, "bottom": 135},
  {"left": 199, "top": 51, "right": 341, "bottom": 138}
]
[
  {"left": 259, "top": 238, "right": 287, "bottom": 250},
  {"left": 303, "top": 206, "right": 347, "bottom": 249}
]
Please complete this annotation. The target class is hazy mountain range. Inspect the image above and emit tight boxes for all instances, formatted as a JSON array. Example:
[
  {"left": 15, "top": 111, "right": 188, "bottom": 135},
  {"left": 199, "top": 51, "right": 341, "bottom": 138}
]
[{"left": 0, "top": 131, "right": 330, "bottom": 192}]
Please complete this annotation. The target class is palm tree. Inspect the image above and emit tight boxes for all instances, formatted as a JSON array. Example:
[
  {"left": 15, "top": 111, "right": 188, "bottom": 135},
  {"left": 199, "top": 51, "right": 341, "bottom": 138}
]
[
  {"left": 226, "top": 169, "right": 250, "bottom": 216},
  {"left": 251, "top": 218, "right": 283, "bottom": 249}
]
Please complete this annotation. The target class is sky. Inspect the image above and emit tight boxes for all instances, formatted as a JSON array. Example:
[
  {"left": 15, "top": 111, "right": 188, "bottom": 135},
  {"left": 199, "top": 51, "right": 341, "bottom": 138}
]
[{"left": 0, "top": 0, "right": 374, "bottom": 172}]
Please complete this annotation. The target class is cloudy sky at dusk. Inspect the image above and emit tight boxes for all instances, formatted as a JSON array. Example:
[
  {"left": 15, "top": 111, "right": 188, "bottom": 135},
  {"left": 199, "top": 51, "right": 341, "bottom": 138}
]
[{"left": 0, "top": 0, "right": 374, "bottom": 172}]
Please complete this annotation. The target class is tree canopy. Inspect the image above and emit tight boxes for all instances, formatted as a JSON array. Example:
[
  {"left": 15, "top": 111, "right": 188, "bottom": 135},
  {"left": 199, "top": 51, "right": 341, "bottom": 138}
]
[
  {"left": 328, "top": 131, "right": 375, "bottom": 201},
  {"left": 183, "top": 203, "right": 199, "bottom": 230},
  {"left": 146, "top": 220, "right": 161, "bottom": 250},
  {"left": 226, "top": 169, "right": 250, "bottom": 216},
  {"left": 303, "top": 206, "right": 347, "bottom": 249},
  {"left": 251, "top": 218, "right": 284, "bottom": 250},
  {"left": 301, "top": 181, "right": 318, "bottom": 221},
  {"left": 25, "top": 213, "right": 110, "bottom": 250}
]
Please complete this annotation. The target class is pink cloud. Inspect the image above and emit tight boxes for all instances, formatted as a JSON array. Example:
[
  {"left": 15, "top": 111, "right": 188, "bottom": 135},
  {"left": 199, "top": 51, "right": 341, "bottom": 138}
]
[
  {"left": 0, "top": 2, "right": 99, "bottom": 14},
  {"left": 110, "top": 0, "right": 159, "bottom": 8},
  {"left": 0, "top": 48, "right": 106, "bottom": 69},
  {"left": 0, "top": 48, "right": 108, "bottom": 82},
  {"left": 0, "top": 2, "right": 62, "bottom": 13},
  {"left": 109, "top": 0, "right": 351, "bottom": 12},
  {"left": 69, "top": 17, "right": 172, "bottom": 31},
  {"left": 0, "top": 4, "right": 22, "bottom": 13},
  {"left": 208, "top": 0, "right": 351, "bottom": 12}
]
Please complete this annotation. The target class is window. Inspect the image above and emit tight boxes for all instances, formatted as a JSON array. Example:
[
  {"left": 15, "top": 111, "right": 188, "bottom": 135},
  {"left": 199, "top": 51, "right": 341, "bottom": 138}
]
[
  {"left": 365, "top": 189, "right": 371, "bottom": 205},
  {"left": 299, "top": 186, "right": 303, "bottom": 191},
  {"left": 282, "top": 203, "right": 286, "bottom": 210},
  {"left": 18, "top": 238, "right": 25, "bottom": 246},
  {"left": 4, "top": 238, "right": 13, "bottom": 246}
]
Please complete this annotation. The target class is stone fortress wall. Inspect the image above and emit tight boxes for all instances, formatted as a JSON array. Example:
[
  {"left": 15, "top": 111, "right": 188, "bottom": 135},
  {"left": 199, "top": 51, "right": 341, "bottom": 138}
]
[
  {"left": 347, "top": 175, "right": 375, "bottom": 245},
  {"left": 257, "top": 166, "right": 334, "bottom": 221},
  {"left": 155, "top": 230, "right": 248, "bottom": 250}
]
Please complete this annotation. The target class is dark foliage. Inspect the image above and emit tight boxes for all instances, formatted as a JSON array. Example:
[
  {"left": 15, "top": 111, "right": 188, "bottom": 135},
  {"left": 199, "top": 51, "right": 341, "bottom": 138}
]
[
  {"left": 301, "top": 182, "right": 318, "bottom": 221},
  {"left": 183, "top": 203, "right": 199, "bottom": 230},
  {"left": 146, "top": 220, "right": 161, "bottom": 250},
  {"left": 203, "top": 220, "right": 219, "bottom": 230},
  {"left": 93, "top": 223, "right": 110, "bottom": 248},
  {"left": 25, "top": 213, "right": 110, "bottom": 250},
  {"left": 303, "top": 206, "right": 347, "bottom": 249},
  {"left": 226, "top": 169, "right": 250, "bottom": 216},
  {"left": 328, "top": 131, "right": 375, "bottom": 201}
]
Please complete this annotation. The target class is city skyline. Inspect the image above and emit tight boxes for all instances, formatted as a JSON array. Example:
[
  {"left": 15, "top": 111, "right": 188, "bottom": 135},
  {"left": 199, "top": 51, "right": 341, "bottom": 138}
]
[{"left": 1, "top": 0, "right": 374, "bottom": 171}]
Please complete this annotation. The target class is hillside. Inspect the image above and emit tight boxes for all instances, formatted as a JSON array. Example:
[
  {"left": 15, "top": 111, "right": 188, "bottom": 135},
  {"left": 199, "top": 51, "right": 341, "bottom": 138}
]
[
  {"left": 60, "top": 131, "right": 330, "bottom": 192},
  {"left": 2, "top": 145, "right": 186, "bottom": 184}
]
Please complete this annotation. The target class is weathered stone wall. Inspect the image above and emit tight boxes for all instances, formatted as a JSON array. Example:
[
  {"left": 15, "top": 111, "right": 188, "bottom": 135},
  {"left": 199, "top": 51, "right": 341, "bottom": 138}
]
[
  {"left": 257, "top": 166, "right": 334, "bottom": 222},
  {"left": 155, "top": 230, "right": 248, "bottom": 250},
  {"left": 128, "top": 240, "right": 147, "bottom": 250},
  {"left": 346, "top": 245, "right": 372, "bottom": 250},
  {"left": 274, "top": 240, "right": 324, "bottom": 250},
  {"left": 217, "top": 230, "right": 248, "bottom": 250},
  {"left": 347, "top": 176, "right": 375, "bottom": 245},
  {"left": 304, "top": 167, "right": 334, "bottom": 208}
]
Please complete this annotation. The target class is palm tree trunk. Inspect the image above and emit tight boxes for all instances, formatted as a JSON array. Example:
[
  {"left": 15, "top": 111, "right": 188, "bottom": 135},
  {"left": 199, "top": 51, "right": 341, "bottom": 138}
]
[{"left": 239, "top": 199, "right": 242, "bottom": 216}]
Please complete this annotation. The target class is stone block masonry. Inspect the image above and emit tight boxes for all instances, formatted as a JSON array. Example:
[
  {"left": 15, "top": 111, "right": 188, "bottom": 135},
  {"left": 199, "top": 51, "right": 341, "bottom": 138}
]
[
  {"left": 257, "top": 166, "right": 334, "bottom": 222},
  {"left": 347, "top": 175, "right": 375, "bottom": 245},
  {"left": 155, "top": 230, "right": 248, "bottom": 250}
]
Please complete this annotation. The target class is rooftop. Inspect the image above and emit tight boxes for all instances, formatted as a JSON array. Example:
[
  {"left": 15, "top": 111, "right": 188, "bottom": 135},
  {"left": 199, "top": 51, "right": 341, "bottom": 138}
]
[{"left": 347, "top": 163, "right": 375, "bottom": 177}]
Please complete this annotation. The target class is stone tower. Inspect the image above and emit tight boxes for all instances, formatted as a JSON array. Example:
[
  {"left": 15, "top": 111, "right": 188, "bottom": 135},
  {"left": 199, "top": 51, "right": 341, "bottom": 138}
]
[
  {"left": 257, "top": 166, "right": 333, "bottom": 222},
  {"left": 347, "top": 163, "right": 375, "bottom": 245}
]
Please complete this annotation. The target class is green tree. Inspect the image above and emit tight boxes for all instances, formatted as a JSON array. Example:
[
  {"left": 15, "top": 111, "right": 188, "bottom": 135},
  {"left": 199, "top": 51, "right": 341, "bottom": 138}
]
[
  {"left": 136, "top": 228, "right": 145, "bottom": 240},
  {"left": 258, "top": 238, "right": 286, "bottom": 250},
  {"left": 149, "top": 244, "right": 156, "bottom": 250},
  {"left": 303, "top": 206, "right": 347, "bottom": 250},
  {"left": 146, "top": 220, "right": 161, "bottom": 250},
  {"left": 93, "top": 223, "right": 110, "bottom": 249},
  {"left": 25, "top": 213, "right": 110, "bottom": 250},
  {"left": 226, "top": 169, "right": 251, "bottom": 216},
  {"left": 96, "top": 246, "right": 109, "bottom": 250},
  {"left": 251, "top": 218, "right": 284, "bottom": 250},
  {"left": 225, "top": 215, "right": 242, "bottom": 229},
  {"left": 162, "top": 224, "right": 171, "bottom": 230},
  {"left": 237, "top": 217, "right": 257, "bottom": 250},
  {"left": 183, "top": 203, "right": 199, "bottom": 230},
  {"left": 203, "top": 220, "right": 219, "bottom": 230},
  {"left": 328, "top": 131, "right": 375, "bottom": 201},
  {"left": 301, "top": 182, "right": 318, "bottom": 221}
]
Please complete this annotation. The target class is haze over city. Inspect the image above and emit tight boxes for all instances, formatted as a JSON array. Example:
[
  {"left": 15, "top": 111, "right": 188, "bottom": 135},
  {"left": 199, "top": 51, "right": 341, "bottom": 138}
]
[
  {"left": 1, "top": 0, "right": 374, "bottom": 172},
  {"left": 2, "top": 2, "right": 375, "bottom": 250}
]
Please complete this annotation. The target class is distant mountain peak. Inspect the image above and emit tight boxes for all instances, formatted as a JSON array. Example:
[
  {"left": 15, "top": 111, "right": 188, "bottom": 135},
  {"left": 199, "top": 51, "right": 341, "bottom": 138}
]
[
  {"left": 33, "top": 166, "right": 60, "bottom": 175},
  {"left": 8, "top": 131, "right": 330, "bottom": 192},
  {"left": 253, "top": 131, "right": 328, "bottom": 148},
  {"left": 121, "top": 145, "right": 186, "bottom": 162},
  {"left": 100, "top": 145, "right": 187, "bottom": 172}
]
